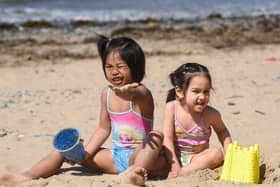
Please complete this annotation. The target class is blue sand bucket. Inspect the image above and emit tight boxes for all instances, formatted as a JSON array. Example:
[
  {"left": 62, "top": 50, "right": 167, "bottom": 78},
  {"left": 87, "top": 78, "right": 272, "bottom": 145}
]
[{"left": 53, "top": 128, "right": 85, "bottom": 162}]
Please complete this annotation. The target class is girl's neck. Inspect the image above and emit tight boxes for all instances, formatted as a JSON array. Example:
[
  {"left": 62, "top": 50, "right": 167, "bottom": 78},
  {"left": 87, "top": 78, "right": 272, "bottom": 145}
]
[{"left": 177, "top": 100, "right": 202, "bottom": 122}]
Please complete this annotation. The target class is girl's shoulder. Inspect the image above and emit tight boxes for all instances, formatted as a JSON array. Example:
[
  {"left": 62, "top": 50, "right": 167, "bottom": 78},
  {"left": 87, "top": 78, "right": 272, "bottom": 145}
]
[
  {"left": 134, "top": 83, "right": 153, "bottom": 101},
  {"left": 165, "top": 100, "right": 175, "bottom": 106},
  {"left": 137, "top": 83, "right": 152, "bottom": 94},
  {"left": 203, "top": 105, "right": 222, "bottom": 124},
  {"left": 164, "top": 100, "right": 176, "bottom": 112},
  {"left": 204, "top": 105, "right": 219, "bottom": 114},
  {"left": 101, "top": 86, "right": 108, "bottom": 94},
  {"left": 100, "top": 86, "right": 110, "bottom": 100}
]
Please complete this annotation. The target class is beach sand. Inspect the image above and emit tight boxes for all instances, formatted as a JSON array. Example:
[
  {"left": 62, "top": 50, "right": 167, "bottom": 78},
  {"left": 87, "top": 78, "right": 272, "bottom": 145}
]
[{"left": 0, "top": 20, "right": 280, "bottom": 186}]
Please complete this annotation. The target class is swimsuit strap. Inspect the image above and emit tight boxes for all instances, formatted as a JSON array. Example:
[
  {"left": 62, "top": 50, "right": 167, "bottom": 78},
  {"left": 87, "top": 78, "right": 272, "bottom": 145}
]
[
  {"left": 173, "top": 100, "right": 207, "bottom": 131},
  {"left": 129, "top": 99, "right": 133, "bottom": 112}
]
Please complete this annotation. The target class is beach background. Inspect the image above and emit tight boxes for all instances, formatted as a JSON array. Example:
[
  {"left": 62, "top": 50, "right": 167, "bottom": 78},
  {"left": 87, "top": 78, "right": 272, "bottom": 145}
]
[{"left": 0, "top": 0, "right": 280, "bottom": 186}]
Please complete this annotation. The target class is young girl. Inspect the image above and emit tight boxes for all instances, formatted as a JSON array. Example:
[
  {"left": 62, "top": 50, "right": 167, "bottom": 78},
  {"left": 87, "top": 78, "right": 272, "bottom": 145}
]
[
  {"left": 0, "top": 35, "right": 167, "bottom": 186},
  {"left": 162, "top": 62, "right": 232, "bottom": 178}
]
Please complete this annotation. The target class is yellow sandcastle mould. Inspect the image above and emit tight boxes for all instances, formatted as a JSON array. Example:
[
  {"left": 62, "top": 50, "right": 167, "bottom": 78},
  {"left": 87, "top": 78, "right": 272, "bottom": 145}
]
[{"left": 220, "top": 141, "right": 260, "bottom": 184}]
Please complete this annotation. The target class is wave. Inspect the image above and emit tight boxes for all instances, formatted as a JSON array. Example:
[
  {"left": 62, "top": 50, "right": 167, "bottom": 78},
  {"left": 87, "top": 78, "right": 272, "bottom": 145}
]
[{"left": 1, "top": 6, "right": 280, "bottom": 25}]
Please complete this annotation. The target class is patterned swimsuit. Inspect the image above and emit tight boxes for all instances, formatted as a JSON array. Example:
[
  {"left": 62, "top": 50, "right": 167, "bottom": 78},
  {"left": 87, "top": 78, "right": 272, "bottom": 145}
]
[
  {"left": 107, "top": 87, "right": 153, "bottom": 172},
  {"left": 173, "top": 100, "right": 211, "bottom": 165}
]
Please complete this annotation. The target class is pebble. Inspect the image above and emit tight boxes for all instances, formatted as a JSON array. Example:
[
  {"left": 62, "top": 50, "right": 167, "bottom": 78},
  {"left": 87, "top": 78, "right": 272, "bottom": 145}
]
[
  {"left": 0, "top": 103, "right": 8, "bottom": 109},
  {"left": 17, "top": 134, "right": 24, "bottom": 139},
  {"left": 255, "top": 110, "right": 265, "bottom": 115},
  {"left": 0, "top": 128, "right": 8, "bottom": 137},
  {"left": 227, "top": 101, "right": 236, "bottom": 106}
]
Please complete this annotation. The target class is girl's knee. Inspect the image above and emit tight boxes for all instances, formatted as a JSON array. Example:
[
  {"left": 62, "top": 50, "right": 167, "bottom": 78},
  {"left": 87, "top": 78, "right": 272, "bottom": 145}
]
[
  {"left": 145, "top": 130, "right": 164, "bottom": 148},
  {"left": 209, "top": 148, "right": 223, "bottom": 165},
  {"left": 47, "top": 150, "right": 64, "bottom": 163},
  {"left": 50, "top": 150, "right": 64, "bottom": 158},
  {"left": 150, "top": 130, "right": 164, "bottom": 139},
  {"left": 149, "top": 130, "right": 164, "bottom": 142}
]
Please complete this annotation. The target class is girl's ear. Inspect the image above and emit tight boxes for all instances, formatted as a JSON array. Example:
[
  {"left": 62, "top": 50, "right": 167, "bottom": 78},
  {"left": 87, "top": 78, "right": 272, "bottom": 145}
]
[{"left": 175, "top": 86, "right": 184, "bottom": 100}]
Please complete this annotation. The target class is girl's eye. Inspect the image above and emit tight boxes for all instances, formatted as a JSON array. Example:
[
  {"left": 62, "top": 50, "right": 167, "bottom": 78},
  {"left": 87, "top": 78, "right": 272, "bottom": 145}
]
[
  {"left": 105, "top": 66, "right": 112, "bottom": 70},
  {"left": 204, "top": 90, "right": 210, "bottom": 95},
  {"left": 117, "top": 64, "right": 129, "bottom": 69},
  {"left": 104, "top": 64, "right": 129, "bottom": 72},
  {"left": 192, "top": 90, "right": 200, "bottom": 93}
]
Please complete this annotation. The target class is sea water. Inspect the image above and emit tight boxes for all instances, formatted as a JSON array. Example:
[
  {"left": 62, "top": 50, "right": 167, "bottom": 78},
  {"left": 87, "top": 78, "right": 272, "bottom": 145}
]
[{"left": 0, "top": 0, "right": 280, "bottom": 24}]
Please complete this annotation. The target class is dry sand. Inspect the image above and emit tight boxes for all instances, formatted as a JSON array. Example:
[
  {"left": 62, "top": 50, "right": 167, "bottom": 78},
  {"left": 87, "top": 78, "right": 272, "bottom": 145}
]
[{"left": 0, "top": 25, "right": 279, "bottom": 186}]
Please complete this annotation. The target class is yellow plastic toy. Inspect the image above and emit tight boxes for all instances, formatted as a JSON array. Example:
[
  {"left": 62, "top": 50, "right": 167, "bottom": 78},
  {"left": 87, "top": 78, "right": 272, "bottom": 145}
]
[{"left": 220, "top": 141, "right": 260, "bottom": 184}]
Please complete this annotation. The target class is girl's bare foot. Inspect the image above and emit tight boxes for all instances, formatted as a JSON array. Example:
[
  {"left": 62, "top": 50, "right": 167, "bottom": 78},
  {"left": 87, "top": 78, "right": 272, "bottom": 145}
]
[
  {"left": 115, "top": 166, "right": 147, "bottom": 186},
  {"left": 0, "top": 172, "right": 30, "bottom": 185}
]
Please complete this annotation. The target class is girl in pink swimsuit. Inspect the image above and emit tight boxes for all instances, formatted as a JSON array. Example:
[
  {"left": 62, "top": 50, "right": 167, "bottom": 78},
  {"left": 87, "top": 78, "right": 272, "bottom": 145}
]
[
  {"left": 162, "top": 62, "right": 232, "bottom": 178},
  {"left": 0, "top": 35, "right": 167, "bottom": 186}
]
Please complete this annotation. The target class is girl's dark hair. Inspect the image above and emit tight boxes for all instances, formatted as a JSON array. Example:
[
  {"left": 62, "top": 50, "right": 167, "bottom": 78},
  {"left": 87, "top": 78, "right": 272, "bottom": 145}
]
[
  {"left": 97, "top": 35, "right": 145, "bottom": 82},
  {"left": 166, "top": 62, "right": 212, "bottom": 103}
]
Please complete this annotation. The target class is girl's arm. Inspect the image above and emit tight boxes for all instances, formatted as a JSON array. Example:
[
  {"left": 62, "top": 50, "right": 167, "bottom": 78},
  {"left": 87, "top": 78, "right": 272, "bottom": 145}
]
[
  {"left": 162, "top": 101, "right": 181, "bottom": 178},
  {"left": 109, "top": 82, "right": 139, "bottom": 100},
  {"left": 110, "top": 83, "right": 154, "bottom": 118},
  {"left": 109, "top": 83, "right": 151, "bottom": 101},
  {"left": 207, "top": 107, "right": 232, "bottom": 153},
  {"left": 84, "top": 88, "right": 111, "bottom": 158}
]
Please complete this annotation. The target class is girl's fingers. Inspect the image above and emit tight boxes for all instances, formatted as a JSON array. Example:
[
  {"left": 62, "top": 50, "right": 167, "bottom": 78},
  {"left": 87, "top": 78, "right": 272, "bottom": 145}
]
[
  {"left": 128, "top": 82, "right": 139, "bottom": 88},
  {"left": 109, "top": 83, "right": 139, "bottom": 92},
  {"left": 64, "top": 159, "right": 75, "bottom": 165}
]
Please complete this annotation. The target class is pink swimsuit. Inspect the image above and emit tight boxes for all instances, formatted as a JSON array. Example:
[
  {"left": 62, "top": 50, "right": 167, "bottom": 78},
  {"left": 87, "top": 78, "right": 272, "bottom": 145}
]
[
  {"left": 107, "top": 88, "right": 153, "bottom": 149},
  {"left": 107, "top": 87, "right": 153, "bottom": 172},
  {"left": 173, "top": 100, "right": 211, "bottom": 165}
]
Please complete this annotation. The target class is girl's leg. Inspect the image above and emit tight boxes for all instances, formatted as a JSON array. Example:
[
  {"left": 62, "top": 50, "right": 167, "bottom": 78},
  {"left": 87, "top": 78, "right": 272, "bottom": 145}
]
[
  {"left": 0, "top": 148, "right": 118, "bottom": 185},
  {"left": 130, "top": 130, "right": 167, "bottom": 172},
  {"left": 115, "top": 166, "right": 147, "bottom": 186},
  {"left": 117, "top": 130, "right": 168, "bottom": 186},
  {"left": 86, "top": 148, "right": 148, "bottom": 186},
  {"left": 0, "top": 150, "right": 64, "bottom": 185},
  {"left": 23, "top": 150, "right": 64, "bottom": 178},
  {"left": 25, "top": 148, "right": 118, "bottom": 177},
  {"left": 82, "top": 148, "right": 118, "bottom": 174},
  {"left": 180, "top": 148, "right": 223, "bottom": 175},
  {"left": 0, "top": 172, "right": 29, "bottom": 185}
]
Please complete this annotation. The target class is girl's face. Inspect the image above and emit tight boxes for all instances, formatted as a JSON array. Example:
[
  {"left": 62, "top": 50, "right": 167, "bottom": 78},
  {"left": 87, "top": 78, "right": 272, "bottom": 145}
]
[
  {"left": 182, "top": 75, "right": 211, "bottom": 113},
  {"left": 105, "top": 52, "right": 133, "bottom": 86}
]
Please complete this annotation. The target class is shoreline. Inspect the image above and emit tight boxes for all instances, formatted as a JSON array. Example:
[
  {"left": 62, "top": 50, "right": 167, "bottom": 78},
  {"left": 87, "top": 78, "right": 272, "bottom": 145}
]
[
  {"left": 0, "top": 14, "right": 279, "bottom": 68},
  {"left": 1, "top": 14, "right": 280, "bottom": 42}
]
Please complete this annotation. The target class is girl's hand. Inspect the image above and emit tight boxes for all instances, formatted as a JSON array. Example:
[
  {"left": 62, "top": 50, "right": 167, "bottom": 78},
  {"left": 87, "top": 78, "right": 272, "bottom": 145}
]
[
  {"left": 64, "top": 151, "right": 90, "bottom": 165},
  {"left": 167, "top": 170, "right": 180, "bottom": 179},
  {"left": 167, "top": 164, "right": 181, "bottom": 178},
  {"left": 109, "top": 83, "right": 139, "bottom": 99},
  {"left": 64, "top": 139, "right": 89, "bottom": 165},
  {"left": 110, "top": 83, "right": 139, "bottom": 93},
  {"left": 64, "top": 159, "right": 76, "bottom": 165}
]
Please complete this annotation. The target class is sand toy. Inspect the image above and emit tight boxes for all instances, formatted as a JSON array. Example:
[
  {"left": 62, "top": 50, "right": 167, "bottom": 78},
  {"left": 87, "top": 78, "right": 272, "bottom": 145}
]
[{"left": 220, "top": 141, "right": 260, "bottom": 184}]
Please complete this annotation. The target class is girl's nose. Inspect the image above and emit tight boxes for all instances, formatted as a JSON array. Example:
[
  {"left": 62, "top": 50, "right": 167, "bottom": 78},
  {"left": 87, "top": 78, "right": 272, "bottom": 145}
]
[
  {"left": 111, "top": 67, "right": 120, "bottom": 74},
  {"left": 199, "top": 93, "right": 205, "bottom": 100}
]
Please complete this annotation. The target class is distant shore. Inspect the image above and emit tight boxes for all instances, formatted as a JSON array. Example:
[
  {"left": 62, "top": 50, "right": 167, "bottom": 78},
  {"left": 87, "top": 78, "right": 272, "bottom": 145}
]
[
  {"left": 1, "top": 14, "right": 280, "bottom": 45},
  {"left": 0, "top": 14, "right": 279, "bottom": 68}
]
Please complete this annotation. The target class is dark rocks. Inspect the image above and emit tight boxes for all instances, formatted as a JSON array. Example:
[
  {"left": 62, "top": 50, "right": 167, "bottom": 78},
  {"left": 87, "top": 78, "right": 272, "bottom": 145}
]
[{"left": 0, "top": 15, "right": 279, "bottom": 67}]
